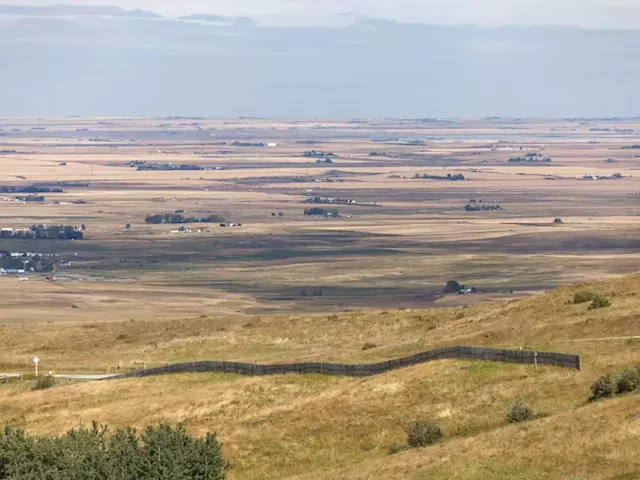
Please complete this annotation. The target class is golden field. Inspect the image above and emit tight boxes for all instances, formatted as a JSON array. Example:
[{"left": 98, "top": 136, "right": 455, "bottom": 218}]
[{"left": 0, "top": 274, "right": 638, "bottom": 479}]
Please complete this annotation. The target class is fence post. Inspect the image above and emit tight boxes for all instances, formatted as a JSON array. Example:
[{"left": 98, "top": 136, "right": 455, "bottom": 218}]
[{"left": 534, "top": 352, "right": 538, "bottom": 369}]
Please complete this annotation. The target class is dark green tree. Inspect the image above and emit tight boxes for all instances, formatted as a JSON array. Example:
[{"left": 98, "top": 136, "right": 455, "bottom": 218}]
[{"left": 0, "top": 423, "right": 225, "bottom": 480}]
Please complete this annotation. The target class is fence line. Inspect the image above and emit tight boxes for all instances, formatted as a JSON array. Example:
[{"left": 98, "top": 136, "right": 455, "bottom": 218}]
[{"left": 109, "top": 346, "right": 581, "bottom": 380}]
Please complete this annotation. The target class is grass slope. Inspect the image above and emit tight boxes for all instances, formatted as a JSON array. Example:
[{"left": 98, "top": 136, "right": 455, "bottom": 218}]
[{"left": 0, "top": 274, "right": 639, "bottom": 479}]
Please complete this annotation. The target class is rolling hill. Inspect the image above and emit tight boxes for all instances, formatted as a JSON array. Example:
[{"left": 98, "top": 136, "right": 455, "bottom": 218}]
[{"left": 0, "top": 274, "right": 639, "bottom": 479}]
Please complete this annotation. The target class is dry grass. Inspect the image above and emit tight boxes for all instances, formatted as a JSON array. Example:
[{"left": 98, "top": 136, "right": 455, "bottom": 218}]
[
  {"left": 316, "top": 393, "right": 640, "bottom": 480},
  {"left": 0, "top": 275, "right": 638, "bottom": 478},
  {"left": 1, "top": 274, "right": 638, "bottom": 372}
]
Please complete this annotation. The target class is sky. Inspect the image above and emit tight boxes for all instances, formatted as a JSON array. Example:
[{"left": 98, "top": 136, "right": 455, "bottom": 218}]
[
  {"left": 1, "top": 1, "right": 639, "bottom": 117},
  {"left": 2, "top": 0, "right": 640, "bottom": 28}
]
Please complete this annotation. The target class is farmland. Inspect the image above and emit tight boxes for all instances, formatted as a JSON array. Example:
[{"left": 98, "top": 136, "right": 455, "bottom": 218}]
[{"left": 0, "top": 117, "right": 639, "bottom": 321}]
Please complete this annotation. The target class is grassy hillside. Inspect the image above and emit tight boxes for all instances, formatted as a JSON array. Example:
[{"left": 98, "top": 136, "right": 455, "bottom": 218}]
[{"left": 0, "top": 274, "right": 639, "bottom": 479}]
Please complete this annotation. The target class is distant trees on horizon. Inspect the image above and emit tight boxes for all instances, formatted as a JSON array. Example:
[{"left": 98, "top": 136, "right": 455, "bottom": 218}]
[
  {"left": 145, "top": 213, "right": 225, "bottom": 224},
  {"left": 0, "top": 225, "right": 83, "bottom": 240},
  {"left": 413, "top": 173, "right": 466, "bottom": 181}
]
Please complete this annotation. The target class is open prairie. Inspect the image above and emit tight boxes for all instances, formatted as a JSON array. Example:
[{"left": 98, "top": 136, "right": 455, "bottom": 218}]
[{"left": 1, "top": 117, "right": 639, "bottom": 320}]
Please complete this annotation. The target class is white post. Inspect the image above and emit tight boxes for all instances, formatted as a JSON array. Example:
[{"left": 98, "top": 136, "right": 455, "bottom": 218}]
[
  {"left": 534, "top": 352, "right": 538, "bottom": 369},
  {"left": 33, "top": 356, "right": 40, "bottom": 377}
]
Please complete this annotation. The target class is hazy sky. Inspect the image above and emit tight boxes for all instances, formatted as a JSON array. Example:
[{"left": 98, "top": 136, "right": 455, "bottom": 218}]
[
  {"left": 2, "top": 0, "right": 640, "bottom": 28},
  {"left": 2, "top": 1, "right": 640, "bottom": 117}
]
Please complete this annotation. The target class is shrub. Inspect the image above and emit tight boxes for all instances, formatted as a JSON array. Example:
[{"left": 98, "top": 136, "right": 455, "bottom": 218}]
[
  {"left": 589, "top": 295, "right": 611, "bottom": 310},
  {"left": 406, "top": 420, "right": 443, "bottom": 448},
  {"left": 617, "top": 368, "right": 640, "bottom": 394},
  {"left": 507, "top": 402, "right": 534, "bottom": 423},
  {"left": 573, "top": 291, "right": 611, "bottom": 309},
  {"left": 0, "top": 423, "right": 225, "bottom": 479},
  {"left": 590, "top": 374, "right": 616, "bottom": 401},
  {"left": 362, "top": 342, "right": 377, "bottom": 351},
  {"left": 33, "top": 375, "right": 55, "bottom": 391}
]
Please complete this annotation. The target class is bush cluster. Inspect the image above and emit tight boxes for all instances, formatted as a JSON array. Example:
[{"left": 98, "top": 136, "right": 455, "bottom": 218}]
[
  {"left": 617, "top": 368, "right": 640, "bottom": 394},
  {"left": 590, "top": 374, "right": 616, "bottom": 401},
  {"left": 589, "top": 295, "right": 612, "bottom": 310},
  {"left": 0, "top": 423, "right": 225, "bottom": 479},
  {"left": 590, "top": 367, "right": 640, "bottom": 401},
  {"left": 573, "top": 291, "right": 611, "bottom": 310}
]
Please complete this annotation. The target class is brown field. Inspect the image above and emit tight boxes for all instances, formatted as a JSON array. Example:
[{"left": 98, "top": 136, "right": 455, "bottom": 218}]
[
  {"left": 1, "top": 117, "right": 639, "bottom": 320},
  {"left": 1, "top": 117, "right": 640, "bottom": 478}
]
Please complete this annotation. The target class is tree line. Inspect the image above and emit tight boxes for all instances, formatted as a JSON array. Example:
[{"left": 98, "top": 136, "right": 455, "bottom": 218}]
[
  {"left": 14, "top": 195, "right": 45, "bottom": 202},
  {"left": 464, "top": 204, "right": 503, "bottom": 212},
  {"left": 0, "top": 186, "right": 63, "bottom": 194},
  {"left": 413, "top": 173, "right": 466, "bottom": 181},
  {"left": 0, "top": 252, "right": 55, "bottom": 272},
  {"left": 145, "top": 213, "right": 225, "bottom": 225},
  {"left": 303, "top": 208, "right": 339, "bottom": 217},
  {"left": 0, "top": 225, "right": 83, "bottom": 240}
]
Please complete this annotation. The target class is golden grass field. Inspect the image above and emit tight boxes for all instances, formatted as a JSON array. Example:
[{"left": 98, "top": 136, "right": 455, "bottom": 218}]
[
  {"left": 0, "top": 117, "right": 639, "bottom": 478},
  {"left": 0, "top": 274, "right": 639, "bottom": 479}
]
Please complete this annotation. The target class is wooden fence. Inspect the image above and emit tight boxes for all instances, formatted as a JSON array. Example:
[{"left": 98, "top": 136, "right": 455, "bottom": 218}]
[{"left": 110, "top": 346, "right": 580, "bottom": 380}]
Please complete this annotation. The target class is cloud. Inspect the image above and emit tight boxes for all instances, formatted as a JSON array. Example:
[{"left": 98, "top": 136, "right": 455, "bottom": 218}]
[{"left": 0, "top": 0, "right": 639, "bottom": 28}]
